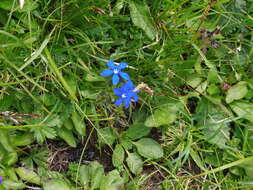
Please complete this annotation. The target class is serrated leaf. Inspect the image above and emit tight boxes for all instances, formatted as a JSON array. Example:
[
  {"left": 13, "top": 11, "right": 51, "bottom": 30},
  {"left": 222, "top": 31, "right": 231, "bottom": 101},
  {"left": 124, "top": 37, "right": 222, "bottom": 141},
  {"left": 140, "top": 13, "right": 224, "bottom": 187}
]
[
  {"left": 126, "top": 153, "right": 143, "bottom": 175},
  {"left": 128, "top": 0, "right": 156, "bottom": 40},
  {"left": 133, "top": 138, "right": 163, "bottom": 159},
  {"left": 112, "top": 144, "right": 125, "bottom": 167},
  {"left": 226, "top": 81, "right": 248, "bottom": 103},
  {"left": 125, "top": 123, "right": 151, "bottom": 140}
]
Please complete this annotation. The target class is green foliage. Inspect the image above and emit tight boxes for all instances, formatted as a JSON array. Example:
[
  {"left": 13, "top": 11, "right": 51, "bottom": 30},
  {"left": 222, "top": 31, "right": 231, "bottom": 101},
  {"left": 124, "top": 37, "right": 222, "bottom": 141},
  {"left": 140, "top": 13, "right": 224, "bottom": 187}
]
[{"left": 0, "top": 0, "right": 252, "bottom": 189}]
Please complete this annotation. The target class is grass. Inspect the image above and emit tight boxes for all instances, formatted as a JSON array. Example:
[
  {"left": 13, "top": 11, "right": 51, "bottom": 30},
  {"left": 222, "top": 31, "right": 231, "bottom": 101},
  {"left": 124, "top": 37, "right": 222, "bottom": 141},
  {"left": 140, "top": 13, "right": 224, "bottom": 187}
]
[{"left": 0, "top": 0, "right": 253, "bottom": 189}]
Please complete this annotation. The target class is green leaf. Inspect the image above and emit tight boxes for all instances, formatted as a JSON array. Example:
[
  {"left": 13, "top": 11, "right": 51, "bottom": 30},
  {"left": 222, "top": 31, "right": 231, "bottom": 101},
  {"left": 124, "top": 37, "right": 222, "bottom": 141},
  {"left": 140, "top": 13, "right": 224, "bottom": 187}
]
[
  {"left": 226, "top": 81, "right": 248, "bottom": 103},
  {"left": 57, "top": 128, "right": 76, "bottom": 147},
  {"left": 112, "top": 144, "right": 125, "bottom": 167},
  {"left": 145, "top": 104, "right": 179, "bottom": 127},
  {"left": 230, "top": 101, "right": 253, "bottom": 122},
  {"left": 133, "top": 138, "right": 164, "bottom": 159},
  {"left": 196, "top": 98, "right": 230, "bottom": 148},
  {"left": 15, "top": 167, "right": 41, "bottom": 185},
  {"left": 89, "top": 161, "right": 105, "bottom": 189},
  {"left": 125, "top": 123, "right": 151, "bottom": 140},
  {"left": 79, "top": 165, "right": 90, "bottom": 187},
  {"left": 128, "top": 0, "right": 156, "bottom": 40},
  {"left": 12, "top": 133, "right": 34, "bottom": 147},
  {"left": 2, "top": 180, "right": 26, "bottom": 190},
  {"left": 3, "top": 152, "right": 18, "bottom": 166},
  {"left": 71, "top": 111, "right": 86, "bottom": 136},
  {"left": 0, "top": 0, "right": 15, "bottom": 10},
  {"left": 100, "top": 170, "right": 124, "bottom": 190},
  {"left": 98, "top": 127, "right": 117, "bottom": 146},
  {"left": 43, "top": 179, "right": 71, "bottom": 190},
  {"left": 126, "top": 153, "right": 143, "bottom": 175}
]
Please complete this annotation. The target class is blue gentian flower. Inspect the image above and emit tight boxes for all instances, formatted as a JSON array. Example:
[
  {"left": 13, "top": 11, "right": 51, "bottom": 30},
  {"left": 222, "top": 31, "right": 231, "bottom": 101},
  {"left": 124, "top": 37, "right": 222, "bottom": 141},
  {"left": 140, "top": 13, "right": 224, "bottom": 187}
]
[
  {"left": 100, "top": 60, "right": 130, "bottom": 85},
  {"left": 114, "top": 81, "right": 138, "bottom": 108},
  {"left": 0, "top": 176, "right": 2, "bottom": 184}
]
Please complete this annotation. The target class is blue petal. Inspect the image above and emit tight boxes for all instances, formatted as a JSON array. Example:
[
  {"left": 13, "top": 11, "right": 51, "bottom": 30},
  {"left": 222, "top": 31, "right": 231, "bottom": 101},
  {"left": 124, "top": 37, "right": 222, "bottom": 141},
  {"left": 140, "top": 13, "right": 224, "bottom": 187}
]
[
  {"left": 119, "top": 72, "right": 130, "bottom": 81},
  {"left": 100, "top": 69, "right": 113, "bottom": 77},
  {"left": 115, "top": 98, "right": 123, "bottom": 106},
  {"left": 132, "top": 93, "right": 138, "bottom": 102},
  {"left": 124, "top": 98, "right": 131, "bottom": 108},
  {"left": 118, "top": 62, "right": 128, "bottom": 70},
  {"left": 123, "top": 80, "right": 134, "bottom": 91},
  {"left": 112, "top": 74, "right": 120, "bottom": 85},
  {"left": 113, "top": 88, "right": 122, "bottom": 96},
  {"left": 107, "top": 60, "right": 115, "bottom": 69}
]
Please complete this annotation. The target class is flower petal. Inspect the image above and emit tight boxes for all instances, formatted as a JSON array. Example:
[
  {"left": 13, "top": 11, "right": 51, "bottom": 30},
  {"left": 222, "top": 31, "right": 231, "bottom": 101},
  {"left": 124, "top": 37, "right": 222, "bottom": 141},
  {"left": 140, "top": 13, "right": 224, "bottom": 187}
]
[
  {"left": 123, "top": 80, "right": 134, "bottom": 91},
  {"left": 118, "top": 62, "right": 128, "bottom": 70},
  {"left": 113, "top": 88, "right": 122, "bottom": 96},
  {"left": 114, "top": 98, "right": 123, "bottom": 106},
  {"left": 112, "top": 74, "right": 120, "bottom": 85},
  {"left": 124, "top": 98, "right": 131, "bottom": 108},
  {"left": 119, "top": 72, "right": 130, "bottom": 81},
  {"left": 100, "top": 69, "right": 113, "bottom": 77},
  {"left": 132, "top": 93, "right": 138, "bottom": 102},
  {"left": 107, "top": 60, "right": 115, "bottom": 69}
]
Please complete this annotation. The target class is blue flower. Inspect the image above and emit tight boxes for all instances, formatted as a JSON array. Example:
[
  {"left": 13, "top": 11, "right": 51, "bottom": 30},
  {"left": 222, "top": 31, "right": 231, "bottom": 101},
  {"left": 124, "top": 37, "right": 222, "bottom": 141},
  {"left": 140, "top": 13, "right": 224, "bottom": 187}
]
[
  {"left": 0, "top": 176, "right": 2, "bottom": 184},
  {"left": 100, "top": 60, "right": 130, "bottom": 85},
  {"left": 114, "top": 81, "right": 138, "bottom": 108}
]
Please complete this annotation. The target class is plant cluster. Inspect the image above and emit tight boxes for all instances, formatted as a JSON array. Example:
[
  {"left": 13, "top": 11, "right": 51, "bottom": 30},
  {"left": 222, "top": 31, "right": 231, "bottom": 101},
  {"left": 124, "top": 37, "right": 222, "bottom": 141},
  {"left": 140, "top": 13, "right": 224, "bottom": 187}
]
[{"left": 0, "top": 0, "right": 253, "bottom": 189}]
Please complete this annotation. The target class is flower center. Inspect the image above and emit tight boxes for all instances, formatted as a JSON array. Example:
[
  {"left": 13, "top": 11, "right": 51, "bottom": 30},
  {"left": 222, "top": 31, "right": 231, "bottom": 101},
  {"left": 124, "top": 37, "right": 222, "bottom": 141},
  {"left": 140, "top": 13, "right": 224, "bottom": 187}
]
[
  {"left": 113, "top": 69, "right": 119, "bottom": 74},
  {"left": 121, "top": 94, "right": 127, "bottom": 98}
]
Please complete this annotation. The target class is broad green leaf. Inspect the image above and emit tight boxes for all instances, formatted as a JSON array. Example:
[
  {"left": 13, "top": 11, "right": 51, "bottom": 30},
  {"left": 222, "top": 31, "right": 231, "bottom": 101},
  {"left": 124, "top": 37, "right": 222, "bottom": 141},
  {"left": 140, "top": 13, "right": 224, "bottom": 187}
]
[
  {"left": 40, "top": 93, "right": 57, "bottom": 106},
  {"left": 16, "top": 167, "right": 41, "bottom": 185},
  {"left": 89, "top": 161, "right": 105, "bottom": 189},
  {"left": 2, "top": 180, "right": 26, "bottom": 190},
  {"left": 145, "top": 104, "right": 179, "bottom": 127},
  {"left": 126, "top": 153, "right": 143, "bottom": 175},
  {"left": 133, "top": 138, "right": 163, "bottom": 159},
  {"left": 79, "top": 165, "right": 89, "bottom": 186},
  {"left": 98, "top": 127, "right": 117, "bottom": 146},
  {"left": 57, "top": 128, "right": 76, "bottom": 147},
  {"left": 120, "top": 136, "right": 132, "bottom": 150},
  {"left": 0, "top": 0, "right": 14, "bottom": 10},
  {"left": 230, "top": 101, "right": 253, "bottom": 122},
  {"left": 100, "top": 170, "right": 124, "bottom": 190},
  {"left": 125, "top": 123, "right": 151, "bottom": 140},
  {"left": 3, "top": 152, "right": 18, "bottom": 166},
  {"left": 196, "top": 98, "right": 230, "bottom": 148},
  {"left": 43, "top": 179, "right": 71, "bottom": 190},
  {"left": 128, "top": 0, "right": 156, "bottom": 40},
  {"left": 71, "top": 111, "right": 86, "bottom": 136},
  {"left": 0, "top": 131, "right": 14, "bottom": 152},
  {"left": 226, "top": 81, "right": 248, "bottom": 103},
  {"left": 12, "top": 133, "right": 34, "bottom": 147},
  {"left": 112, "top": 144, "right": 125, "bottom": 167}
]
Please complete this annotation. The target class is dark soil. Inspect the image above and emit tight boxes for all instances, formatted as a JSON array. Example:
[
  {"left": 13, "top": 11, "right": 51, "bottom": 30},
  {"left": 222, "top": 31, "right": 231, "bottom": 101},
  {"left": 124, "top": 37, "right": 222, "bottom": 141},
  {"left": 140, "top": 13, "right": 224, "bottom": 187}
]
[{"left": 48, "top": 140, "right": 113, "bottom": 172}]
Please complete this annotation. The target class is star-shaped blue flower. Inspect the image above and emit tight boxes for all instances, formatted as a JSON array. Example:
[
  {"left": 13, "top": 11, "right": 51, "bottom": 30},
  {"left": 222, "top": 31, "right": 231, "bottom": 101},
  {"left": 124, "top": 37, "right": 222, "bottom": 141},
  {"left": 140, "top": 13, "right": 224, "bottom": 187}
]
[
  {"left": 0, "top": 176, "right": 2, "bottom": 184},
  {"left": 114, "top": 81, "right": 138, "bottom": 108},
  {"left": 100, "top": 60, "right": 130, "bottom": 85}
]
